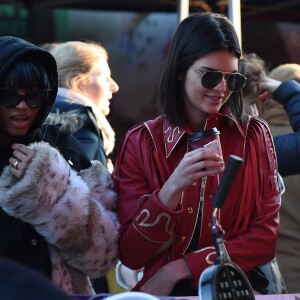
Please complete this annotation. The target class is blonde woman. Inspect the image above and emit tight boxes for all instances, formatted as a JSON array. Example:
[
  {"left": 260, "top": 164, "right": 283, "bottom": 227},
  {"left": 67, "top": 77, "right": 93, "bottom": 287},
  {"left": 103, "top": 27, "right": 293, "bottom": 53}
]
[{"left": 46, "top": 40, "right": 119, "bottom": 172}]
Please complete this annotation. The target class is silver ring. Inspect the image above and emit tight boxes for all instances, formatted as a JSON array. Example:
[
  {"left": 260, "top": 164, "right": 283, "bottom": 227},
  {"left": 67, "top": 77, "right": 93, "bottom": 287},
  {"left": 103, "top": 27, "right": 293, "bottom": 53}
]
[{"left": 13, "top": 160, "right": 19, "bottom": 169}]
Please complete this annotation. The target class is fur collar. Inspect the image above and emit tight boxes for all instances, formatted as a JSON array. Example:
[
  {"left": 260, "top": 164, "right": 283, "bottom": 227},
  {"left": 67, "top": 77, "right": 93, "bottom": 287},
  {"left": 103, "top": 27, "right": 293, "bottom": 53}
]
[
  {"left": 45, "top": 108, "right": 88, "bottom": 135},
  {"left": 49, "top": 88, "right": 115, "bottom": 155}
]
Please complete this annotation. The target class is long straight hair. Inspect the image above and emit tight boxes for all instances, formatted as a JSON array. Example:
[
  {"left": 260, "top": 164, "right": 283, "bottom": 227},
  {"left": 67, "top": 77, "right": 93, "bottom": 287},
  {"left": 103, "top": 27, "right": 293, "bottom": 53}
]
[{"left": 156, "top": 12, "right": 244, "bottom": 126}]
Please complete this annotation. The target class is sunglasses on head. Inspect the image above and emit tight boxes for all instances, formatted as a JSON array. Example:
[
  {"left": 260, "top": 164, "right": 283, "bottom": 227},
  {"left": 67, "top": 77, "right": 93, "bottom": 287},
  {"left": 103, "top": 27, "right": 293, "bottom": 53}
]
[
  {"left": 189, "top": 66, "right": 247, "bottom": 92},
  {"left": 0, "top": 88, "right": 52, "bottom": 108}
]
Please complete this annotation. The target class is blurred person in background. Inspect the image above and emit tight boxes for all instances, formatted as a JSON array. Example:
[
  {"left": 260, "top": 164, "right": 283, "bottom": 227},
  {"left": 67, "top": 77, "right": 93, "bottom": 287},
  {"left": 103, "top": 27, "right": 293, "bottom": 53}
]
[
  {"left": 240, "top": 53, "right": 300, "bottom": 293},
  {"left": 45, "top": 40, "right": 121, "bottom": 293},
  {"left": 45, "top": 40, "right": 119, "bottom": 173},
  {"left": 239, "top": 53, "right": 267, "bottom": 118},
  {"left": 260, "top": 63, "right": 300, "bottom": 293}
]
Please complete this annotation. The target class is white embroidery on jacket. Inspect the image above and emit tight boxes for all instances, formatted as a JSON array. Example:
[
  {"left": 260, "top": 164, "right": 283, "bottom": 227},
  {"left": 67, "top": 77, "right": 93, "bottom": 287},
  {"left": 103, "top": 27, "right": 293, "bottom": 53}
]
[{"left": 136, "top": 209, "right": 172, "bottom": 234}]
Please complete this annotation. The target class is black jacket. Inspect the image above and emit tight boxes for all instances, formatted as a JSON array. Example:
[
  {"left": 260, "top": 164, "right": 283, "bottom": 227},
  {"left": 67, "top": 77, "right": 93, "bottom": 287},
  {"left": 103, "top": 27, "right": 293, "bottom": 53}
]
[{"left": 0, "top": 36, "right": 91, "bottom": 278}]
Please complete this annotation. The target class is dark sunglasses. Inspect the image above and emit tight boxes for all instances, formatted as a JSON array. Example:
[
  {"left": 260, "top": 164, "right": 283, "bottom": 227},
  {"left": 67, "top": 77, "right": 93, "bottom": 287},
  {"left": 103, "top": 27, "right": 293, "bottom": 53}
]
[
  {"left": 189, "top": 66, "right": 247, "bottom": 92},
  {"left": 0, "top": 88, "right": 52, "bottom": 108}
]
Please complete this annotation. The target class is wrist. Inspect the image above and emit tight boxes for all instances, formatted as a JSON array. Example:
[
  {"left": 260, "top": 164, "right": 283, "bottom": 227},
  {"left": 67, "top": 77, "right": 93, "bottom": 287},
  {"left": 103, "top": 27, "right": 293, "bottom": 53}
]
[
  {"left": 168, "top": 259, "right": 192, "bottom": 283},
  {"left": 158, "top": 180, "right": 182, "bottom": 211}
]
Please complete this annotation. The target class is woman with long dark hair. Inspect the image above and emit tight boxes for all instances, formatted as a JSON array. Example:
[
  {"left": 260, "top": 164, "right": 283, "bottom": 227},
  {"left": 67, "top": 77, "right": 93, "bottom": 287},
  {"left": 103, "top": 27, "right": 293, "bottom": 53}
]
[{"left": 113, "top": 12, "right": 281, "bottom": 296}]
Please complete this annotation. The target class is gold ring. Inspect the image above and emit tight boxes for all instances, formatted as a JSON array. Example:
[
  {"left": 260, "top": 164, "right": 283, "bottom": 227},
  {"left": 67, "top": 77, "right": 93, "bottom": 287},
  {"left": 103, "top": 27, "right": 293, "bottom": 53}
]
[{"left": 13, "top": 160, "right": 19, "bottom": 169}]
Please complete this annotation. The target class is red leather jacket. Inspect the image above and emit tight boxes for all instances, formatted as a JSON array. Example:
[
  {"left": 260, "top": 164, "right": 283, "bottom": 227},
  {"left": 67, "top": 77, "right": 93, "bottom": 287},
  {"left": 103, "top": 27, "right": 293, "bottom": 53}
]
[{"left": 113, "top": 112, "right": 281, "bottom": 290}]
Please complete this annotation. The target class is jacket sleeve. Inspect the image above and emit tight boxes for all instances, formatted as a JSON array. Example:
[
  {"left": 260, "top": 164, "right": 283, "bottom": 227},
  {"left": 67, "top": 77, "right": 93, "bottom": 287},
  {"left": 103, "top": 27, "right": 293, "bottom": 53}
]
[
  {"left": 75, "top": 123, "right": 107, "bottom": 165},
  {"left": 0, "top": 141, "right": 119, "bottom": 279},
  {"left": 272, "top": 80, "right": 300, "bottom": 176},
  {"left": 112, "top": 127, "right": 181, "bottom": 270}
]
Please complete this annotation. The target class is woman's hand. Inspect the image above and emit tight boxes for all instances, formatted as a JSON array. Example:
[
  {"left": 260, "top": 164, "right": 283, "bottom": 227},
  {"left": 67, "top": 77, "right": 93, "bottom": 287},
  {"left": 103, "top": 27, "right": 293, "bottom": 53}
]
[
  {"left": 258, "top": 77, "right": 281, "bottom": 102},
  {"left": 9, "top": 143, "right": 35, "bottom": 179},
  {"left": 159, "top": 148, "right": 224, "bottom": 210},
  {"left": 140, "top": 259, "right": 191, "bottom": 295}
]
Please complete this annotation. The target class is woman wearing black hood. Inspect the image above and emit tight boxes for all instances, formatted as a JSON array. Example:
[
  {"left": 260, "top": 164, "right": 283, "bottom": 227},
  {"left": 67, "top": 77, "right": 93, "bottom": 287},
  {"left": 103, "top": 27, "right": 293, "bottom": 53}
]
[{"left": 0, "top": 36, "right": 119, "bottom": 295}]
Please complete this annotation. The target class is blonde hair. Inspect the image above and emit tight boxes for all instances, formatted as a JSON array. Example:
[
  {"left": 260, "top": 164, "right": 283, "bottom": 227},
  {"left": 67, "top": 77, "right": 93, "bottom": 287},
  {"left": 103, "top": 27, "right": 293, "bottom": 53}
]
[
  {"left": 51, "top": 41, "right": 115, "bottom": 156},
  {"left": 269, "top": 63, "right": 300, "bottom": 83},
  {"left": 261, "top": 63, "right": 300, "bottom": 125},
  {"left": 50, "top": 40, "right": 108, "bottom": 92}
]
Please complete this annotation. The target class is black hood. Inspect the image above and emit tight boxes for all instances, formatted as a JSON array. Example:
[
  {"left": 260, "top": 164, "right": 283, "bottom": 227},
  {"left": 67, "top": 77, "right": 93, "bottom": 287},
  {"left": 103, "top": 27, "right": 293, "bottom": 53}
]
[{"left": 0, "top": 36, "right": 58, "bottom": 144}]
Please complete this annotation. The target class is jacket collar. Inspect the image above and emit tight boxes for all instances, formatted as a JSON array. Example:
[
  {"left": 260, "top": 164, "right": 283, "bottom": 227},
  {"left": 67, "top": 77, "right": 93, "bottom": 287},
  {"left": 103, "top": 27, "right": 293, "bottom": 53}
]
[
  {"left": 163, "top": 118, "right": 188, "bottom": 158},
  {"left": 163, "top": 107, "right": 246, "bottom": 158}
]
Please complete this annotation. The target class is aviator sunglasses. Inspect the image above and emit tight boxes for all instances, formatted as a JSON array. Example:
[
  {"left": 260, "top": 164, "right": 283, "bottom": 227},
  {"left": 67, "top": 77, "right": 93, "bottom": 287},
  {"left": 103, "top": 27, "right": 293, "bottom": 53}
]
[
  {"left": 189, "top": 66, "right": 247, "bottom": 92},
  {"left": 0, "top": 88, "right": 52, "bottom": 108}
]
